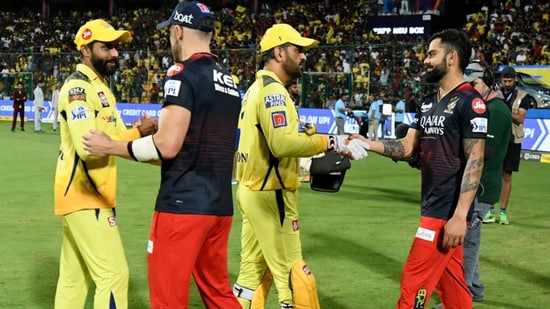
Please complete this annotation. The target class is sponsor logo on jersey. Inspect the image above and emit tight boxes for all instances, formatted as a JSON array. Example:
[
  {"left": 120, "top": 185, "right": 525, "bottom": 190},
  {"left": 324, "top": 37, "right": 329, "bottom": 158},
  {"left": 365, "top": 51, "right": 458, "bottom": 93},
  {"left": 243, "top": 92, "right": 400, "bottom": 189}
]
[
  {"left": 102, "top": 115, "right": 116, "bottom": 123},
  {"left": 420, "top": 115, "right": 445, "bottom": 135},
  {"left": 271, "top": 111, "right": 287, "bottom": 128},
  {"left": 213, "top": 69, "right": 240, "bottom": 97},
  {"left": 414, "top": 289, "right": 427, "bottom": 309},
  {"left": 471, "top": 98, "right": 486, "bottom": 114},
  {"left": 471, "top": 117, "right": 488, "bottom": 133},
  {"left": 167, "top": 63, "right": 184, "bottom": 77},
  {"left": 70, "top": 106, "right": 89, "bottom": 121},
  {"left": 97, "top": 91, "right": 110, "bottom": 107},
  {"left": 68, "top": 87, "right": 86, "bottom": 103},
  {"left": 415, "top": 227, "right": 435, "bottom": 242},
  {"left": 164, "top": 79, "right": 182, "bottom": 97},
  {"left": 108, "top": 216, "right": 117, "bottom": 227},
  {"left": 292, "top": 219, "right": 299, "bottom": 231},
  {"left": 420, "top": 102, "right": 432, "bottom": 112},
  {"left": 264, "top": 94, "right": 287, "bottom": 108}
]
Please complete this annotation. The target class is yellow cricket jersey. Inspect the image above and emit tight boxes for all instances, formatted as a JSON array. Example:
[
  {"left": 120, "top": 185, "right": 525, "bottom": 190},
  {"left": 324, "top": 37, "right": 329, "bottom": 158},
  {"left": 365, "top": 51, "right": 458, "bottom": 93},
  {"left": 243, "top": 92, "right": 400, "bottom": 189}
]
[
  {"left": 235, "top": 70, "right": 328, "bottom": 191},
  {"left": 54, "top": 64, "right": 141, "bottom": 215}
]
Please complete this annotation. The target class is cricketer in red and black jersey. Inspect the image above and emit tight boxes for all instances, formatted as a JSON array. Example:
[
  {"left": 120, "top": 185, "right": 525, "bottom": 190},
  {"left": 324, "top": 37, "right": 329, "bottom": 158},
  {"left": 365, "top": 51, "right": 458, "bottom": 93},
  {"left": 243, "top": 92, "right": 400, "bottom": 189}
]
[
  {"left": 410, "top": 82, "right": 488, "bottom": 221},
  {"left": 156, "top": 53, "right": 242, "bottom": 215}
]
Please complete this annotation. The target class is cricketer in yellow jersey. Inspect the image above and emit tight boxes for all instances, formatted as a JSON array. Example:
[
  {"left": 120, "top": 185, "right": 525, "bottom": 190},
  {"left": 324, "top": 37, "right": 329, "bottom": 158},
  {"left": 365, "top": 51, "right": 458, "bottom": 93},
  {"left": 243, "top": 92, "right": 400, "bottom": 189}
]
[
  {"left": 232, "top": 23, "right": 369, "bottom": 309},
  {"left": 53, "top": 19, "right": 156, "bottom": 309}
]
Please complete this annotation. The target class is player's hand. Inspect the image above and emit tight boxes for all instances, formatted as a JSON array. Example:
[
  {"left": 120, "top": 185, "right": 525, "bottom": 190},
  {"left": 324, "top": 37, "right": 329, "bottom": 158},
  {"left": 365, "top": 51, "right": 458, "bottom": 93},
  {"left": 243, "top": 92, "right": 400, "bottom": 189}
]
[
  {"left": 82, "top": 129, "right": 114, "bottom": 156},
  {"left": 135, "top": 112, "right": 158, "bottom": 136},
  {"left": 442, "top": 216, "right": 467, "bottom": 250},
  {"left": 300, "top": 120, "right": 317, "bottom": 135},
  {"left": 329, "top": 135, "right": 369, "bottom": 160}
]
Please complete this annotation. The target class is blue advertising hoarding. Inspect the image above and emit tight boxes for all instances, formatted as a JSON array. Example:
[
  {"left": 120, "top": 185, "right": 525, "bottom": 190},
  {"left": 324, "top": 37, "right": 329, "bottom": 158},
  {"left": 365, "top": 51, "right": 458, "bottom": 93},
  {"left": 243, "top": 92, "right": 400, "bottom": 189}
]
[{"left": 2, "top": 100, "right": 550, "bottom": 152}]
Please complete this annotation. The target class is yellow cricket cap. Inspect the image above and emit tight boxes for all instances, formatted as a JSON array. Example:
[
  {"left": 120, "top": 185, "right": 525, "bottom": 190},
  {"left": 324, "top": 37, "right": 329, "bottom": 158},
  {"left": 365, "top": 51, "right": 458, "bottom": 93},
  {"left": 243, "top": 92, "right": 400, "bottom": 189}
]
[
  {"left": 74, "top": 19, "right": 131, "bottom": 51},
  {"left": 259, "top": 23, "right": 318, "bottom": 53}
]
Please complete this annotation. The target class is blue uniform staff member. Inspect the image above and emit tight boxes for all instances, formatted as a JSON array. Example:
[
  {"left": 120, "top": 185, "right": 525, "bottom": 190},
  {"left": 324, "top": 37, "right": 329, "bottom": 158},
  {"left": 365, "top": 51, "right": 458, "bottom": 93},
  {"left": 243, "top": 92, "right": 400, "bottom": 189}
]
[
  {"left": 54, "top": 19, "right": 156, "bottom": 309},
  {"left": 334, "top": 91, "right": 349, "bottom": 134},
  {"left": 352, "top": 29, "right": 487, "bottom": 309},
  {"left": 83, "top": 2, "right": 244, "bottom": 308},
  {"left": 232, "top": 23, "right": 368, "bottom": 309}
]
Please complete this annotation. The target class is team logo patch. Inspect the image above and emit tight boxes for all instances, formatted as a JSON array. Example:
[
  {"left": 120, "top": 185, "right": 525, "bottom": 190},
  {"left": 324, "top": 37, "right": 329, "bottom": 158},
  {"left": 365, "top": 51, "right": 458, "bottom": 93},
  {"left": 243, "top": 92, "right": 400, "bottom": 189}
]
[
  {"left": 271, "top": 111, "right": 287, "bottom": 128},
  {"left": 164, "top": 79, "right": 181, "bottom": 97},
  {"left": 471, "top": 98, "right": 486, "bottom": 114},
  {"left": 444, "top": 97, "right": 459, "bottom": 114},
  {"left": 167, "top": 63, "right": 184, "bottom": 77},
  {"left": 107, "top": 216, "right": 117, "bottom": 227},
  {"left": 264, "top": 94, "right": 287, "bottom": 108},
  {"left": 70, "top": 106, "right": 89, "bottom": 122},
  {"left": 292, "top": 219, "right": 299, "bottom": 231},
  {"left": 97, "top": 91, "right": 110, "bottom": 107},
  {"left": 81, "top": 28, "right": 92, "bottom": 40},
  {"left": 414, "top": 289, "right": 427, "bottom": 309},
  {"left": 196, "top": 2, "right": 211, "bottom": 12},
  {"left": 68, "top": 87, "right": 86, "bottom": 102},
  {"left": 471, "top": 117, "right": 488, "bottom": 133},
  {"left": 302, "top": 264, "right": 312, "bottom": 275}
]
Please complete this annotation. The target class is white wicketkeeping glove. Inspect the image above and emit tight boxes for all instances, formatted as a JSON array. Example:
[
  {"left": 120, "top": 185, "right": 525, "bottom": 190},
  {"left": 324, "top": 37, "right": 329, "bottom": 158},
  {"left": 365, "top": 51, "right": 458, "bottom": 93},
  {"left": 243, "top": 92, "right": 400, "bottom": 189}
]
[{"left": 329, "top": 135, "right": 370, "bottom": 160}]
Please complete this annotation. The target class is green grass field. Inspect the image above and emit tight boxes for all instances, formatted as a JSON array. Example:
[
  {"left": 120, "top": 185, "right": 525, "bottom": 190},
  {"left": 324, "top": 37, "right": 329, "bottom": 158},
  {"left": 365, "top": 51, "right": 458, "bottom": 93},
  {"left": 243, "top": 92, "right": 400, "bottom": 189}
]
[{"left": 1, "top": 121, "right": 549, "bottom": 309}]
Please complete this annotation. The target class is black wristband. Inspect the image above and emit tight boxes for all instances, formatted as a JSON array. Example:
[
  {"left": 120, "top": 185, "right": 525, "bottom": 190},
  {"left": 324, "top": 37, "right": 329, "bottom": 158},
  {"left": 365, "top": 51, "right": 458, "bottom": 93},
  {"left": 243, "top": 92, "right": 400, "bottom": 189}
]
[
  {"left": 127, "top": 141, "right": 138, "bottom": 161},
  {"left": 327, "top": 135, "right": 336, "bottom": 151}
]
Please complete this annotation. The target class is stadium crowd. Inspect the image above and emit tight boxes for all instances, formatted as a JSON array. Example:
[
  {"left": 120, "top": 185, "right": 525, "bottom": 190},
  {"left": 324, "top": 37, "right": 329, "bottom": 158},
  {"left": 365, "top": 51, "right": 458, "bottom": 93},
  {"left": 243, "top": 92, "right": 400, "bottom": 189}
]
[{"left": 0, "top": 0, "right": 549, "bottom": 107}]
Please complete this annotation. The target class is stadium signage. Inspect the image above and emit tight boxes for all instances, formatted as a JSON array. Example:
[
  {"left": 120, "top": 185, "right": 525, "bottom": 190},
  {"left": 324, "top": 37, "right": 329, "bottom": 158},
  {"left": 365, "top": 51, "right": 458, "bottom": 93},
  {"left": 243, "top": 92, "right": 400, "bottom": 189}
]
[
  {"left": 2, "top": 99, "right": 550, "bottom": 153},
  {"left": 372, "top": 26, "right": 425, "bottom": 35},
  {"left": 521, "top": 151, "right": 541, "bottom": 161}
]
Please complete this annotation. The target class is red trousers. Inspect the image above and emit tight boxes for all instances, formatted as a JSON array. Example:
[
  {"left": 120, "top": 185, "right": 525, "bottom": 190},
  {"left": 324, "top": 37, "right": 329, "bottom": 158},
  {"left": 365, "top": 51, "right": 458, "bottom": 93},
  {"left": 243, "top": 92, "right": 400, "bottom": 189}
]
[
  {"left": 11, "top": 105, "right": 24, "bottom": 130},
  {"left": 147, "top": 212, "right": 240, "bottom": 309},
  {"left": 396, "top": 216, "right": 472, "bottom": 309}
]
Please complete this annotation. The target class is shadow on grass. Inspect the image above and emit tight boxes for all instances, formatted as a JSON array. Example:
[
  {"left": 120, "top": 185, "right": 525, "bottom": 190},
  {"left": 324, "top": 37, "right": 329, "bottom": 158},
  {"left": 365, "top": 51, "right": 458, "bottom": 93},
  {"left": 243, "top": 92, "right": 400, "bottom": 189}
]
[
  {"left": 30, "top": 255, "right": 57, "bottom": 308},
  {"left": 30, "top": 255, "right": 149, "bottom": 309},
  {"left": 476, "top": 300, "right": 543, "bottom": 309},
  {"left": 341, "top": 184, "right": 420, "bottom": 205},
  {"left": 309, "top": 232, "right": 403, "bottom": 309},
  {"left": 480, "top": 255, "right": 550, "bottom": 291}
]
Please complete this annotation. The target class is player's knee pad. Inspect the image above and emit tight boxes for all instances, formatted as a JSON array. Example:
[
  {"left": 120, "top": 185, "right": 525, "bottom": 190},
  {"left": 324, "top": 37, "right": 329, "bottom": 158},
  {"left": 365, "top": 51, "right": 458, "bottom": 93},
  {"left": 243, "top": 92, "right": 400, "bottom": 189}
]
[
  {"left": 290, "top": 260, "right": 320, "bottom": 309},
  {"left": 251, "top": 269, "right": 273, "bottom": 309}
]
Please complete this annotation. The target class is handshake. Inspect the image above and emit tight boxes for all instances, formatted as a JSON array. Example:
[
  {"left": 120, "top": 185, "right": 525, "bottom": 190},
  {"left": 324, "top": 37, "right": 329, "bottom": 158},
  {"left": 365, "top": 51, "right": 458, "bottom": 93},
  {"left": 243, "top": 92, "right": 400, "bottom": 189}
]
[{"left": 328, "top": 135, "right": 370, "bottom": 160}]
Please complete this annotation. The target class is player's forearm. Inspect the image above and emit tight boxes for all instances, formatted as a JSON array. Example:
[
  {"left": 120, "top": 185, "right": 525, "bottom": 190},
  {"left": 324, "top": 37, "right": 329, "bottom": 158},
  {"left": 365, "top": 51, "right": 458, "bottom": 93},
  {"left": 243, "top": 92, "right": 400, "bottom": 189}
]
[
  {"left": 456, "top": 138, "right": 485, "bottom": 219},
  {"left": 107, "top": 140, "right": 133, "bottom": 159}
]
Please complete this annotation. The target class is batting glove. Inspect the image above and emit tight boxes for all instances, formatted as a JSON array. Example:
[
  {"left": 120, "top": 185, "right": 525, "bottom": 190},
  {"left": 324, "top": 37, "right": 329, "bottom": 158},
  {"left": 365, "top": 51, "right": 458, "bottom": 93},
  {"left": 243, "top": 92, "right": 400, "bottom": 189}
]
[{"left": 328, "top": 135, "right": 370, "bottom": 160}]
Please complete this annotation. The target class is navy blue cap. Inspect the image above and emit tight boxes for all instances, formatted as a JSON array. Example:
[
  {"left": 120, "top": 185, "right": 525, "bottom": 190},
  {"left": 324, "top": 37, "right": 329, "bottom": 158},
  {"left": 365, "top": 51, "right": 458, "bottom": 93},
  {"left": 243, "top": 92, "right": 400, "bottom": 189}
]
[
  {"left": 501, "top": 66, "right": 516, "bottom": 78},
  {"left": 156, "top": 1, "right": 215, "bottom": 32}
]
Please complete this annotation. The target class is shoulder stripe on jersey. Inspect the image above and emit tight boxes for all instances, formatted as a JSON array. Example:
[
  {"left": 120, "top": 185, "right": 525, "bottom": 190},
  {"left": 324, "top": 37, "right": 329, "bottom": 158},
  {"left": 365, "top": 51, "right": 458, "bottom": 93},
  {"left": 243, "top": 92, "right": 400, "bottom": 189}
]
[
  {"left": 261, "top": 75, "right": 280, "bottom": 87},
  {"left": 65, "top": 70, "right": 90, "bottom": 83}
]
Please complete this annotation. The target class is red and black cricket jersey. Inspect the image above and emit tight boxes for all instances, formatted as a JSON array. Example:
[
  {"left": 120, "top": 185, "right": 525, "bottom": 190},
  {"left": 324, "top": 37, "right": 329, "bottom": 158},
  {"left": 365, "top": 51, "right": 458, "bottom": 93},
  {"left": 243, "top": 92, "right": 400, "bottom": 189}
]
[
  {"left": 410, "top": 82, "right": 488, "bottom": 220},
  {"left": 156, "top": 53, "right": 241, "bottom": 215}
]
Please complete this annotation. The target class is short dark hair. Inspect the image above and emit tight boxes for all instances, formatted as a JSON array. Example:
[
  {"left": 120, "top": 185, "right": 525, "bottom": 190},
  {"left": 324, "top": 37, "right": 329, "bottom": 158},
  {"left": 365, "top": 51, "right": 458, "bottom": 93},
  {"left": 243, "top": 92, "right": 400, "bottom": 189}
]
[{"left": 429, "top": 28, "right": 472, "bottom": 72}]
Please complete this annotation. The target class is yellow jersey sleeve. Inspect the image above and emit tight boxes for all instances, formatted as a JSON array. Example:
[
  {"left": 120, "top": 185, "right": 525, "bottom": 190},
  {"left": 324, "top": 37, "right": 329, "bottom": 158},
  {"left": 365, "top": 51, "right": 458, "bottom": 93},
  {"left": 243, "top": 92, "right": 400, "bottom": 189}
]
[{"left": 235, "top": 70, "right": 328, "bottom": 191}]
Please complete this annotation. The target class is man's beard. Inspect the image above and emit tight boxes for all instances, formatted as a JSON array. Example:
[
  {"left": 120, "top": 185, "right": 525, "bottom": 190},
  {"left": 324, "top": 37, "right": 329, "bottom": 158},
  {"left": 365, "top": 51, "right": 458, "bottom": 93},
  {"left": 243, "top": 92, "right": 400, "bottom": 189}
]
[
  {"left": 283, "top": 58, "right": 302, "bottom": 80},
  {"left": 91, "top": 54, "right": 118, "bottom": 76},
  {"left": 425, "top": 59, "right": 447, "bottom": 83}
]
